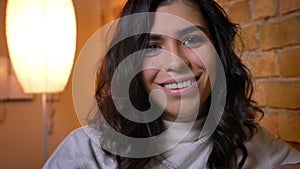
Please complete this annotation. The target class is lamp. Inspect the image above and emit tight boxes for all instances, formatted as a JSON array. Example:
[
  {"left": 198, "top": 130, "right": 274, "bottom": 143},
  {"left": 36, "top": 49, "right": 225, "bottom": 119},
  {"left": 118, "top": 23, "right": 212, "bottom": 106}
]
[{"left": 5, "top": 0, "right": 76, "bottom": 162}]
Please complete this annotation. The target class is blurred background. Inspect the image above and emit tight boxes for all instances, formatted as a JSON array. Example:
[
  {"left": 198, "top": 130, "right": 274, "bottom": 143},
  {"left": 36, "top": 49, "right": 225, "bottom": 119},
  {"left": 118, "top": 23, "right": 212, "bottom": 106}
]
[{"left": 0, "top": 0, "right": 299, "bottom": 168}]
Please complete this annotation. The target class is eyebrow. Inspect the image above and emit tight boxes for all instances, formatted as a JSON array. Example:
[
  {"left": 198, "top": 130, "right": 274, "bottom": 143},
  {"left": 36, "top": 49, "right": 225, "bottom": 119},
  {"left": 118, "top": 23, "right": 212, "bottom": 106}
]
[
  {"left": 148, "top": 34, "right": 162, "bottom": 41},
  {"left": 177, "top": 25, "right": 208, "bottom": 36},
  {"left": 148, "top": 25, "right": 208, "bottom": 40}
]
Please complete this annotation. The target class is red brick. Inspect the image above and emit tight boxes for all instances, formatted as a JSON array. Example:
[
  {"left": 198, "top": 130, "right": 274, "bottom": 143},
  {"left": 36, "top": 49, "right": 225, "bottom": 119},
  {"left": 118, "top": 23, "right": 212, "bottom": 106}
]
[
  {"left": 244, "top": 52, "right": 279, "bottom": 77},
  {"left": 278, "top": 111, "right": 300, "bottom": 142},
  {"left": 252, "top": 0, "right": 277, "bottom": 20},
  {"left": 260, "top": 16, "right": 300, "bottom": 50},
  {"left": 227, "top": 1, "right": 251, "bottom": 24},
  {"left": 279, "top": 47, "right": 300, "bottom": 77},
  {"left": 242, "top": 25, "right": 258, "bottom": 50},
  {"left": 253, "top": 81, "right": 267, "bottom": 106},
  {"left": 280, "top": 0, "right": 300, "bottom": 14},
  {"left": 265, "top": 81, "right": 300, "bottom": 109}
]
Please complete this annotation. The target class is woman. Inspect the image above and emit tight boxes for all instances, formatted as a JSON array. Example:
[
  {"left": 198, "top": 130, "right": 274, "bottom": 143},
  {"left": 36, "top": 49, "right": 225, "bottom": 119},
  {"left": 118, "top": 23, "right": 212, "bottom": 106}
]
[{"left": 44, "top": 0, "right": 300, "bottom": 168}]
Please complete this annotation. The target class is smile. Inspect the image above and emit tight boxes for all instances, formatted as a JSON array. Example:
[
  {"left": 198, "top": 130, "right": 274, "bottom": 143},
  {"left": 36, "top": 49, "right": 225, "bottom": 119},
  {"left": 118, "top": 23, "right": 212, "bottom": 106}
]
[
  {"left": 163, "top": 79, "right": 194, "bottom": 89},
  {"left": 159, "top": 75, "right": 201, "bottom": 92}
]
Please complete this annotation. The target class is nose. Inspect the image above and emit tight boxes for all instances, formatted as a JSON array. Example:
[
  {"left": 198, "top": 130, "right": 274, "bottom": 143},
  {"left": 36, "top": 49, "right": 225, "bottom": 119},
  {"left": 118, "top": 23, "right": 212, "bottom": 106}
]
[{"left": 162, "top": 40, "right": 191, "bottom": 73}]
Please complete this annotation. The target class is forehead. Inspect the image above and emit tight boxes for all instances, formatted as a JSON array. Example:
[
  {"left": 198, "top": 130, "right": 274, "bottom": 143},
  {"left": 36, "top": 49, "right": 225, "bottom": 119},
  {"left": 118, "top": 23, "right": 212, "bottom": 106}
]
[{"left": 150, "top": 2, "right": 208, "bottom": 36}]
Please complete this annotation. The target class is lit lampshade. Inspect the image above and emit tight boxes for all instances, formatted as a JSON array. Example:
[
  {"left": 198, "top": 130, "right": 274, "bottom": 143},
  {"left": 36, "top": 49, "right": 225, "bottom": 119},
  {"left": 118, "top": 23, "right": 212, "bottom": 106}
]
[{"left": 5, "top": 0, "right": 77, "bottom": 93}]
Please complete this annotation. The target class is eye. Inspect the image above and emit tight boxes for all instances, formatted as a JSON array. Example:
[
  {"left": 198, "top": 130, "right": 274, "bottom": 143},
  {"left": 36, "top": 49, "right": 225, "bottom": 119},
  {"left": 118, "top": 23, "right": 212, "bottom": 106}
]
[
  {"left": 145, "top": 43, "right": 162, "bottom": 56},
  {"left": 147, "top": 44, "right": 161, "bottom": 50},
  {"left": 182, "top": 35, "right": 206, "bottom": 48}
]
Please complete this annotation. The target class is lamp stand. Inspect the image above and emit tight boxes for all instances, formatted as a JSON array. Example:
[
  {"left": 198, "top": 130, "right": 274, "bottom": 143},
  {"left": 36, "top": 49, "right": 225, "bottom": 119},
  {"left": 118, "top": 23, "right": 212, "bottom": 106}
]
[{"left": 42, "top": 93, "right": 48, "bottom": 162}]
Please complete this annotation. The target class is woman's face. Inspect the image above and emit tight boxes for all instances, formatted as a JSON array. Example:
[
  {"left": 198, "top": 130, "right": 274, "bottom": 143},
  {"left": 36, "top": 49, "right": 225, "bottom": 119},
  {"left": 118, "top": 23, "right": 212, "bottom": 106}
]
[{"left": 141, "top": 2, "right": 216, "bottom": 122}]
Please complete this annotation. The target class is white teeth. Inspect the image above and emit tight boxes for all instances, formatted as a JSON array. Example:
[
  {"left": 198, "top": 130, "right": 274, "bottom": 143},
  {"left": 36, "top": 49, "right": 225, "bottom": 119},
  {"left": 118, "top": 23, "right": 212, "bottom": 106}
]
[{"left": 164, "top": 79, "right": 194, "bottom": 89}]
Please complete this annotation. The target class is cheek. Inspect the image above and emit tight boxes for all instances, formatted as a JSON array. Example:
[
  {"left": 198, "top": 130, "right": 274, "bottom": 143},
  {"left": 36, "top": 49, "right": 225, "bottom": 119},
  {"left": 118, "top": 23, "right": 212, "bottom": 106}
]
[
  {"left": 141, "top": 69, "right": 156, "bottom": 91},
  {"left": 142, "top": 58, "right": 162, "bottom": 70},
  {"left": 193, "top": 44, "right": 217, "bottom": 82},
  {"left": 141, "top": 56, "right": 164, "bottom": 88}
]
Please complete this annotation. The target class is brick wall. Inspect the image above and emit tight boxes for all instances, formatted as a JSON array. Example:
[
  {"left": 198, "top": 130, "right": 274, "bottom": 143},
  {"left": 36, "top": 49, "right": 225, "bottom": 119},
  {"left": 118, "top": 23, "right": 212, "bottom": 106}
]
[{"left": 216, "top": 0, "right": 300, "bottom": 148}]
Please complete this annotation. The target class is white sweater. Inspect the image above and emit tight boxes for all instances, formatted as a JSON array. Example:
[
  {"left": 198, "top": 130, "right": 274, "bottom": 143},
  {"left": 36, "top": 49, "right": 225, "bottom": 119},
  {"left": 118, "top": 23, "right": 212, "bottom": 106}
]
[{"left": 43, "top": 124, "right": 300, "bottom": 169}]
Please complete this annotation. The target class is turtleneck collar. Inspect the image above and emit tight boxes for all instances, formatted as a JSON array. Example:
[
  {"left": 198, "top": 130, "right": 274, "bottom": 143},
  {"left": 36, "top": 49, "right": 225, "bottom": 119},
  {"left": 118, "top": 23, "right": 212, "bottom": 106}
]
[{"left": 161, "top": 118, "right": 205, "bottom": 157}]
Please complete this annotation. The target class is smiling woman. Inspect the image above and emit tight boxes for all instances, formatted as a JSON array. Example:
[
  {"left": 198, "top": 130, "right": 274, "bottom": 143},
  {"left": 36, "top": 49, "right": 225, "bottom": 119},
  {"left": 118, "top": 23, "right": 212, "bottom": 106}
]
[
  {"left": 140, "top": 3, "right": 216, "bottom": 122},
  {"left": 43, "top": 0, "right": 300, "bottom": 169}
]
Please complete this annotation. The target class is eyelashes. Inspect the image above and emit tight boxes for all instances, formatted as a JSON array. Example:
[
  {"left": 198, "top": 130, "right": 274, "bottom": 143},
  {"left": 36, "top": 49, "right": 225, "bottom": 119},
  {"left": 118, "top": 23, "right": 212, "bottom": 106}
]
[
  {"left": 144, "top": 34, "right": 207, "bottom": 56},
  {"left": 182, "top": 35, "right": 207, "bottom": 48},
  {"left": 145, "top": 43, "right": 162, "bottom": 56}
]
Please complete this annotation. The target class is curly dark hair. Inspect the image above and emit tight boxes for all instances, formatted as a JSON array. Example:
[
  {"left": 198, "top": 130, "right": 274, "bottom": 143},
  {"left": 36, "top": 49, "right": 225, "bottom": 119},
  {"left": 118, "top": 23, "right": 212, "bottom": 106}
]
[{"left": 91, "top": 0, "right": 263, "bottom": 168}]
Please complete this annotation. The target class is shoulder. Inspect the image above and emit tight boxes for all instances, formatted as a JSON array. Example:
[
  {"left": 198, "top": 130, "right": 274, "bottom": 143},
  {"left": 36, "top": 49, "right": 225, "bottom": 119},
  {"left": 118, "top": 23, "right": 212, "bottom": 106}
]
[
  {"left": 52, "top": 126, "right": 99, "bottom": 152},
  {"left": 43, "top": 126, "right": 117, "bottom": 169},
  {"left": 63, "top": 126, "right": 101, "bottom": 145},
  {"left": 61, "top": 126, "right": 91, "bottom": 143},
  {"left": 243, "top": 126, "right": 300, "bottom": 168}
]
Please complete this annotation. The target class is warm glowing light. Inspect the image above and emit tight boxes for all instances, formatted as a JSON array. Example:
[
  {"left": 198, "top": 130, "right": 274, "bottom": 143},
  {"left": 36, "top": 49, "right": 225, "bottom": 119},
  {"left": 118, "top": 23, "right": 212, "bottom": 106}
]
[{"left": 6, "top": 0, "right": 77, "bottom": 93}]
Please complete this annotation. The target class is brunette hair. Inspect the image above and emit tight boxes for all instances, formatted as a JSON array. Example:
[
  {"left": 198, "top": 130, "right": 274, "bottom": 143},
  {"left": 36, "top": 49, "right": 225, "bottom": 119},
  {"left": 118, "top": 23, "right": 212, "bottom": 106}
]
[{"left": 91, "top": 0, "right": 263, "bottom": 168}]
